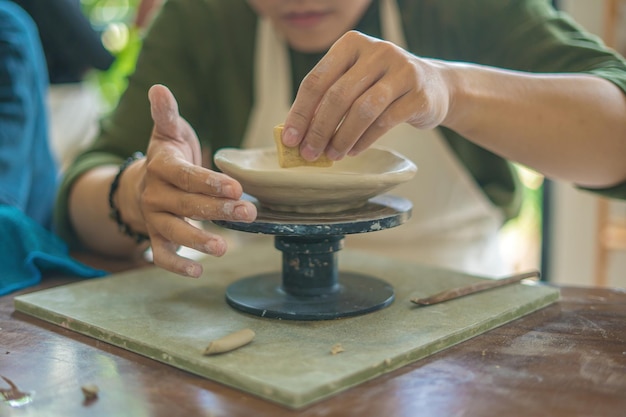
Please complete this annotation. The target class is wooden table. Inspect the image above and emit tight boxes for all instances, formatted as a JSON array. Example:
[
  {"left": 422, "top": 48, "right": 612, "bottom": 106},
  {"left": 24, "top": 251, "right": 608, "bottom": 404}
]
[{"left": 1, "top": 271, "right": 625, "bottom": 417}]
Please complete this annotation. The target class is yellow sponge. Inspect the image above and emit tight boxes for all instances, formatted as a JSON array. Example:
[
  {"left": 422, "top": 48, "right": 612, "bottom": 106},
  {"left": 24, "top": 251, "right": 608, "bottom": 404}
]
[{"left": 273, "top": 124, "right": 333, "bottom": 168}]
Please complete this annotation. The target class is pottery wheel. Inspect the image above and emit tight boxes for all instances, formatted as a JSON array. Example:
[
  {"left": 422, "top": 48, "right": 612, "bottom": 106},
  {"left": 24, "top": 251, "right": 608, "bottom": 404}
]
[{"left": 213, "top": 194, "right": 412, "bottom": 320}]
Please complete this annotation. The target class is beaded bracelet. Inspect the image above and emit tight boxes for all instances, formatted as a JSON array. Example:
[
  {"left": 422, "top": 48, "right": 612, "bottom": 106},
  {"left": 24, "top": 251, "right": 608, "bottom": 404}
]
[{"left": 108, "top": 152, "right": 150, "bottom": 244}]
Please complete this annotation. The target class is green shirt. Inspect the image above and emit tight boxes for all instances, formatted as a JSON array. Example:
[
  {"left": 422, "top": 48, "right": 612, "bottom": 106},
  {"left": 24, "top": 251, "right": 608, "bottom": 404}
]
[{"left": 55, "top": 0, "right": 626, "bottom": 247}]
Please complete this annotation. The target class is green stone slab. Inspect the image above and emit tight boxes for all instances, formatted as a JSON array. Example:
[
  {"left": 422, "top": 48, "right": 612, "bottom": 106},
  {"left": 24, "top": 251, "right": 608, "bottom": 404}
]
[{"left": 14, "top": 244, "right": 559, "bottom": 409}]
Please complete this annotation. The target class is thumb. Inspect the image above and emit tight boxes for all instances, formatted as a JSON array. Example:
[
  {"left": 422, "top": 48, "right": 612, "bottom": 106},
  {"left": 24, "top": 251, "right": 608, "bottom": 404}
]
[{"left": 148, "top": 84, "right": 180, "bottom": 140}]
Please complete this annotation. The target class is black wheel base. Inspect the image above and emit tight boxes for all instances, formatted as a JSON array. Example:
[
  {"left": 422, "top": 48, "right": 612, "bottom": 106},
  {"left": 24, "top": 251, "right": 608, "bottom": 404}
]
[
  {"left": 225, "top": 272, "right": 394, "bottom": 320},
  {"left": 215, "top": 195, "right": 412, "bottom": 321}
]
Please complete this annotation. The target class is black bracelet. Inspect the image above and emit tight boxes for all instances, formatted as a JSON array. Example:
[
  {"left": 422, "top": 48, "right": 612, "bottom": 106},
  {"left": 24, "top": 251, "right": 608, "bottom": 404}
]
[{"left": 108, "top": 152, "right": 150, "bottom": 244}]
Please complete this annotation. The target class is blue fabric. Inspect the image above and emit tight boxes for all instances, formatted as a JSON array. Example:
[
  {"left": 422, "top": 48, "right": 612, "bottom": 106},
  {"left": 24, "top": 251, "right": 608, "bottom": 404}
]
[
  {"left": 0, "top": 4, "right": 106, "bottom": 295},
  {"left": 0, "top": 1, "right": 57, "bottom": 229},
  {"left": 0, "top": 205, "right": 107, "bottom": 296}
]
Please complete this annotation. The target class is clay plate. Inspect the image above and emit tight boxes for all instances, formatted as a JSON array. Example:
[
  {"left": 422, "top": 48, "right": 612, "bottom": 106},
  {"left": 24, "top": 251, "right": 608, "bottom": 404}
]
[{"left": 214, "top": 147, "right": 417, "bottom": 213}]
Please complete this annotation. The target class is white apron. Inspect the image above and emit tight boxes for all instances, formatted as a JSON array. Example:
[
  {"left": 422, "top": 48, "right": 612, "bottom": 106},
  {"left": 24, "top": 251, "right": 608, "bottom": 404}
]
[
  {"left": 239, "top": 0, "right": 510, "bottom": 277},
  {"left": 48, "top": 83, "right": 103, "bottom": 172}
]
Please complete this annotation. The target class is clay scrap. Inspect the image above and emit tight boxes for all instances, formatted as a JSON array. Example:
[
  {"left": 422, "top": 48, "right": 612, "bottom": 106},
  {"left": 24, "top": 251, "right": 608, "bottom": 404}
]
[
  {"left": 330, "top": 343, "right": 345, "bottom": 355},
  {"left": 81, "top": 384, "right": 99, "bottom": 401},
  {"left": 203, "top": 328, "right": 256, "bottom": 355}
]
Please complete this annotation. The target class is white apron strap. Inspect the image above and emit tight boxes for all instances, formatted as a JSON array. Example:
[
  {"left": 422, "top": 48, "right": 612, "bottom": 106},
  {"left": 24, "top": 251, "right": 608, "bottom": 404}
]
[{"left": 241, "top": 18, "right": 292, "bottom": 149}]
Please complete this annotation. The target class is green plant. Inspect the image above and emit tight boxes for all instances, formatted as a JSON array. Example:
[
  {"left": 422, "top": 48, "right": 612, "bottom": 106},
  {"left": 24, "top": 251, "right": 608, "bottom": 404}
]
[{"left": 81, "top": 0, "right": 143, "bottom": 110}]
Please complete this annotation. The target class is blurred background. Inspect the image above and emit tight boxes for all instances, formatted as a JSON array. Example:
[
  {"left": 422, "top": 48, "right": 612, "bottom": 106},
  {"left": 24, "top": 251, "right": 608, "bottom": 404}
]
[{"left": 81, "top": 0, "right": 144, "bottom": 110}]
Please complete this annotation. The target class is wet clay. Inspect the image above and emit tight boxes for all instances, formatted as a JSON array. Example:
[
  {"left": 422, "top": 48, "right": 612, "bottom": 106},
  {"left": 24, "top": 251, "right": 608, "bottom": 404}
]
[{"left": 273, "top": 124, "right": 333, "bottom": 168}]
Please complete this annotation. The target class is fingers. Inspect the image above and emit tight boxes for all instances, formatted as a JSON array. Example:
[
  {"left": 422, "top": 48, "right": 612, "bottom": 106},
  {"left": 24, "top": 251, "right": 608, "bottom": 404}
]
[
  {"left": 145, "top": 84, "right": 246, "bottom": 200},
  {"left": 284, "top": 32, "right": 405, "bottom": 161},
  {"left": 300, "top": 66, "right": 384, "bottom": 161},
  {"left": 141, "top": 84, "right": 258, "bottom": 277},
  {"left": 148, "top": 84, "right": 181, "bottom": 141},
  {"left": 147, "top": 83, "right": 202, "bottom": 165},
  {"left": 284, "top": 31, "right": 449, "bottom": 161},
  {"left": 347, "top": 93, "right": 412, "bottom": 156},
  {"left": 142, "top": 183, "right": 257, "bottom": 223},
  {"left": 150, "top": 233, "right": 204, "bottom": 278},
  {"left": 148, "top": 216, "right": 227, "bottom": 278},
  {"left": 143, "top": 187, "right": 256, "bottom": 278},
  {"left": 145, "top": 155, "right": 244, "bottom": 200},
  {"left": 141, "top": 167, "right": 256, "bottom": 277},
  {"left": 328, "top": 80, "right": 396, "bottom": 159},
  {"left": 283, "top": 31, "right": 361, "bottom": 154},
  {"left": 147, "top": 194, "right": 257, "bottom": 278}
]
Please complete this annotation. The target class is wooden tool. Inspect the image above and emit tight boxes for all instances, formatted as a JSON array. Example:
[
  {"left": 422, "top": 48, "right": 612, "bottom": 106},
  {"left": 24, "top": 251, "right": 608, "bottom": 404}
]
[{"left": 411, "top": 270, "right": 541, "bottom": 306}]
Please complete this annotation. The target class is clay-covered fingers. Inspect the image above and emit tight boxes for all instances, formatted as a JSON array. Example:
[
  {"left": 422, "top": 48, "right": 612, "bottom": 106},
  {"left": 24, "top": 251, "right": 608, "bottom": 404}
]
[
  {"left": 340, "top": 63, "right": 433, "bottom": 156},
  {"left": 142, "top": 190, "right": 257, "bottom": 278},
  {"left": 140, "top": 84, "right": 259, "bottom": 277},
  {"left": 149, "top": 84, "right": 182, "bottom": 140},
  {"left": 346, "top": 94, "right": 414, "bottom": 156},
  {"left": 142, "top": 186, "right": 257, "bottom": 224},
  {"left": 281, "top": 31, "right": 360, "bottom": 159},
  {"left": 145, "top": 156, "right": 244, "bottom": 200},
  {"left": 328, "top": 77, "right": 399, "bottom": 159},
  {"left": 148, "top": 216, "right": 227, "bottom": 278},
  {"left": 284, "top": 31, "right": 391, "bottom": 161},
  {"left": 148, "top": 84, "right": 202, "bottom": 165},
  {"left": 284, "top": 31, "right": 451, "bottom": 161},
  {"left": 140, "top": 162, "right": 256, "bottom": 277}
]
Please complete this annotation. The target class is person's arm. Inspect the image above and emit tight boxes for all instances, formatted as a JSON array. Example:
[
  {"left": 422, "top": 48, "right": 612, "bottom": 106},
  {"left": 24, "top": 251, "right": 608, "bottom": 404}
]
[
  {"left": 69, "top": 86, "right": 257, "bottom": 276},
  {"left": 283, "top": 0, "right": 626, "bottom": 190},
  {"left": 285, "top": 34, "right": 626, "bottom": 189},
  {"left": 68, "top": 165, "right": 138, "bottom": 257},
  {"left": 58, "top": 0, "right": 259, "bottom": 276},
  {"left": 440, "top": 64, "right": 626, "bottom": 189},
  {"left": 58, "top": 0, "right": 213, "bottom": 265}
]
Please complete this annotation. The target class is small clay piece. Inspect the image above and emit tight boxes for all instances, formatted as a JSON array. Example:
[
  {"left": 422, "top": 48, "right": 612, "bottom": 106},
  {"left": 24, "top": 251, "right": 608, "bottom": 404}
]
[
  {"left": 81, "top": 384, "right": 99, "bottom": 401},
  {"left": 330, "top": 343, "right": 344, "bottom": 355},
  {"left": 203, "top": 328, "right": 255, "bottom": 356},
  {"left": 273, "top": 124, "right": 333, "bottom": 168}
]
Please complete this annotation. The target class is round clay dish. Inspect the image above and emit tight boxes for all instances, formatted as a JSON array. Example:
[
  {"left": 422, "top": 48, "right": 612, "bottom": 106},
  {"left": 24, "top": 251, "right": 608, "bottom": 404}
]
[{"left": 214, "top": 147, "right": 417, "bottom": 214}]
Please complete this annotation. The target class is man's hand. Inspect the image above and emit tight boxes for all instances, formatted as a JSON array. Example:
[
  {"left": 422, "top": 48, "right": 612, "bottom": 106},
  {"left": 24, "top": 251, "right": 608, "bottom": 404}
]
[
  {"left": 132, "top": 84, "right": 257, "bottom": 277},
  {"left": 282, "top": 31, "right": 452, "bottom": 162}
]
